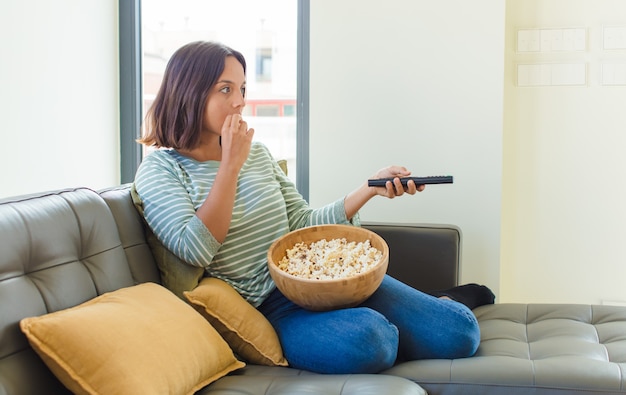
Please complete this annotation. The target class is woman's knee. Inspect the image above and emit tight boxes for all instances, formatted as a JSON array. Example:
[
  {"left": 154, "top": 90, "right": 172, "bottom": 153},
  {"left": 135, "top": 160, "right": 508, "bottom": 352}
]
[
  {"left": 450, "top": 304, "right": 481, "bottom": 357},
  {"left": 279, "top": 307, "right": 399, "bottom": 374},
  {"left": 366, "top": 276, "right": 481, "bottom": 360},
  {"left": 433, "top": 302, "right": 481, "bottom": 358},
  {"left": 403, "top": 301, "right": 480, "bottom": 360},
  {"left": 346, "top": 308, "right": 399, "bottom": 372}
]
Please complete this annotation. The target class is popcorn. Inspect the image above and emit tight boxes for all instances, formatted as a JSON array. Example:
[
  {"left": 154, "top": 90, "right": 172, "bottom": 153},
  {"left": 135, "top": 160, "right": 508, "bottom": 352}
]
[{"left": 277, "top": 238, "right": 382, "bottom": 280}]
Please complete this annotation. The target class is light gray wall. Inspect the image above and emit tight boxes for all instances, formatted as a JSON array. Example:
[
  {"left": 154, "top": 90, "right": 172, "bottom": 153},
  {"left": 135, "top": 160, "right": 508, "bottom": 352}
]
[
  {"left": 0, "top": 0, "right": 119, "bottom": 198},
  {"left": 308, "top": 0, "right": 506, "bottom": 294}
]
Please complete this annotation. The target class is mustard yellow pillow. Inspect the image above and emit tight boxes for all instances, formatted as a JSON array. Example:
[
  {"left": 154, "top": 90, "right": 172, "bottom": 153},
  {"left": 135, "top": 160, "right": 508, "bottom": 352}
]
[
  {"left": 20, "top": 283, "right": 244, "bottom": 395},
  {"left": 184, "top": 278, "right": 289, "bottom": 367}
]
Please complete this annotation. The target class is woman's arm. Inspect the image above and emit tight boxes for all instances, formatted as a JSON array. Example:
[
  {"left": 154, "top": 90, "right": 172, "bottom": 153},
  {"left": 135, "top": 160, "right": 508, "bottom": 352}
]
[
  {"left": 194, "top": 114, "right": 254, "bottom": 243},
  {"left": 134, "top": 153, "right": 222, "bottom": 267}
]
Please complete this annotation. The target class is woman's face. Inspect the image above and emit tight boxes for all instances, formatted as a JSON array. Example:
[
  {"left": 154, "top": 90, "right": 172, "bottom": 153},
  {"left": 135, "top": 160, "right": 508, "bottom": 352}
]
[{"left": 203, "top": 56, "right": 247, "bottom": 136}]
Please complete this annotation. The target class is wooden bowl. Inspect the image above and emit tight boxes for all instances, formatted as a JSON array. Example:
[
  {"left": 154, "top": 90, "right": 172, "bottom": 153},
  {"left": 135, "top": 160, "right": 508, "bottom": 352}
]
[{"left": 267, "top": 224, "right": 389, "bottom": 311}]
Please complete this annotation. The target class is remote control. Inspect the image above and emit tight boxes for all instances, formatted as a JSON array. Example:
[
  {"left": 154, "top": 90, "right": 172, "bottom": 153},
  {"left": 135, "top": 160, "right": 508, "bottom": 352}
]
[{"left": 367, "top": 175, "right": 453, "bottom": 187}]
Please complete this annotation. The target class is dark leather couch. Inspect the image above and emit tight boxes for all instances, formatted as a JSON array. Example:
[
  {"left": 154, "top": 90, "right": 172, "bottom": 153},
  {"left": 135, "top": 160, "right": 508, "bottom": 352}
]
[{"left": 1, "top": 185, "right": 625, "bottom": 395}]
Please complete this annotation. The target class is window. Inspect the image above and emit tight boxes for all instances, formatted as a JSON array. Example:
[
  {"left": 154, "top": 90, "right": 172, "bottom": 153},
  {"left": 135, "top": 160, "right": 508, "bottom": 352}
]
[
  {"left": 118, "top": 0, "right": 310, "bottom": 199},
  {"left": 140, "top": 0, "right": 299, "bottom": 184}
]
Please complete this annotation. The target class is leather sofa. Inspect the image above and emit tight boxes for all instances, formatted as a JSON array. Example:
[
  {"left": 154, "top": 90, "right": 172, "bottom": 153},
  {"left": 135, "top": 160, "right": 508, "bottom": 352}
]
[{"left": 1, "top": 185, "right": 625, "bottom": 395}]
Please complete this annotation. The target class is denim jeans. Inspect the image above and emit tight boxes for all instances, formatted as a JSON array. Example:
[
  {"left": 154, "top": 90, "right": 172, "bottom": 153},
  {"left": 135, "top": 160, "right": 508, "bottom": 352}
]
[{"left": 257, "top": 275, "right": 480, "bottom": 374}]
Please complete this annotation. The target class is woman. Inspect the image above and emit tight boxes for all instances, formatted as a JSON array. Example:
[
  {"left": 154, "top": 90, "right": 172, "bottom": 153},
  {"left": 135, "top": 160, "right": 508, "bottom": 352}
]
[{"left": 134, "top": 41, "right": 492, "bottom": 374}]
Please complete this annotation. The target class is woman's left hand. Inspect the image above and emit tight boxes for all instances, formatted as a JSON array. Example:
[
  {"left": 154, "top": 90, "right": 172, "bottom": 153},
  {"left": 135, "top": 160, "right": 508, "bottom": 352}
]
[{"left": 369, "top": 166, "right": 425, "bottom": 198}]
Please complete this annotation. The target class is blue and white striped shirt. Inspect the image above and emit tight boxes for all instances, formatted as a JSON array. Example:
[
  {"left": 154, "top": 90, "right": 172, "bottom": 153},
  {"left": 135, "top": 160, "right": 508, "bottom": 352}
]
[{"left": 134, "top": 142, "right": 359, "bottom": 306}]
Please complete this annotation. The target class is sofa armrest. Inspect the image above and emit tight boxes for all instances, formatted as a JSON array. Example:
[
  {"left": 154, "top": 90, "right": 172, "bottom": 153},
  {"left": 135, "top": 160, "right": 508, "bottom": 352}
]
[{"left": 362, "top": 222, "right": 460, "bottom": 293}]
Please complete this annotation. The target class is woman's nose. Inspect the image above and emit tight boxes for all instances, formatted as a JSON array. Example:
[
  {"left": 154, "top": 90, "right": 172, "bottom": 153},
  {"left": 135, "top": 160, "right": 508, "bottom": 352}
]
[{"left": 233, "top": 91, "right": 245, "bottom": 108}]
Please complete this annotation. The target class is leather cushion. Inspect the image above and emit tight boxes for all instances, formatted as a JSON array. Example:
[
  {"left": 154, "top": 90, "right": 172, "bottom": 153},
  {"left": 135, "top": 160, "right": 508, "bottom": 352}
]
[
  {"left": 198, "top": 365, "right": 427, "bottom": 395},
  {"left": 385, "top": 303, "right": 626, "bottom": 395}
]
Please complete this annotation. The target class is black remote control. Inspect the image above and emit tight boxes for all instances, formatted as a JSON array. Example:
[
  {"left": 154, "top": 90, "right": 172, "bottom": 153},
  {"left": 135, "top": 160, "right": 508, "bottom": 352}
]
[{"left": 367, "top": 175, "right": 453, "bottom": 187}]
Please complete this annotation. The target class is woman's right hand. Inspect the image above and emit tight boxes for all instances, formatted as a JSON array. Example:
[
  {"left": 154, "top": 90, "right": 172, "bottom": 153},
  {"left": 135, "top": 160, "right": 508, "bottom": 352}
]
[
  {"left": 219, "top": 113, "right": 255, "bottom": 171},
  {"left": 196, "top": 114, "right": 255, "bottom": 243}
]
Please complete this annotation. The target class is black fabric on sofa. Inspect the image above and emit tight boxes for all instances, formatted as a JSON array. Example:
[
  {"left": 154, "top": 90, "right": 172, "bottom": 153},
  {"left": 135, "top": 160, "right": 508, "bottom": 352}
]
[{"left": 1, "top": 184, "right": 626, "bottom": 395}]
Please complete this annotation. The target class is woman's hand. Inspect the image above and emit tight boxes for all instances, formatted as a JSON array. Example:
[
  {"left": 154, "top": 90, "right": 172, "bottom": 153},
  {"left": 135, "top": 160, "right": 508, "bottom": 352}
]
[
  {"left": 343, "top": 165, "right": 424, "bottom": 220},
  {"left": 196, "top": 114, "right": 254, "bottom": 243},
  {"left": 369, "top": 166, "right": 425, "bottom": 199},
  {"left": 219, "top": 113, "right": 254, "bottom": 172}
]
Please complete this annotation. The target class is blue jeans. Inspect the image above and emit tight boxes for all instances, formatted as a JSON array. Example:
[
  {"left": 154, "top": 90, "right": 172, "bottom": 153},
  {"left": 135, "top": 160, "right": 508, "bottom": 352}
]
[{"left": 257, "top": 275, "right": 480, "bottom": 374}]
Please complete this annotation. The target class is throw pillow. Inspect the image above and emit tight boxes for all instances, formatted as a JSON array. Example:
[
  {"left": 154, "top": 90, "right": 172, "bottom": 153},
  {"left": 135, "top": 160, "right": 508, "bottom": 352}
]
[
  {"left": 20, "top": 282, "right": 244, "bottom": 395},
  {"left": 184, "top": 277, "right": 289, "bottom": 367},
  {"left": 130, "top": 183, "right": 204, "bottom": 299}
]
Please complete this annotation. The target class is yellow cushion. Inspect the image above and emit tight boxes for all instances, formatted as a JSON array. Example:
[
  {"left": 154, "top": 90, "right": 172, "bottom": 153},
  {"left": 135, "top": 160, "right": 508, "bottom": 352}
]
[
  {"left": 277, "top": 159, "right": 288, "bottom": 175},
  {"left": 20, "top": 283, "right": 244, "bottom": 395},
  {"left": 184, "top": 278, "right": 289, "bottom": 367}
]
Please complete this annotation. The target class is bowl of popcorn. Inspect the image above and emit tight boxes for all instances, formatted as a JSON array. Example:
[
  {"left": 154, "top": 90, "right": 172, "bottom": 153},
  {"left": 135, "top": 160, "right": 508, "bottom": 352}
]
[{"left": 267, "top": 224, "right": 389, "bottom": 311}]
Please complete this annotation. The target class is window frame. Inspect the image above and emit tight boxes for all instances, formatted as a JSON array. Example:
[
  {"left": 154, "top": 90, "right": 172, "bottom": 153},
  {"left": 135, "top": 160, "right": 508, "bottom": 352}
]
[
  {"left": 118, "top": 0, "right": 310, "bottom": 201},
  {"left": 118, "top": 0, "right": 143, "bottom": 185}
]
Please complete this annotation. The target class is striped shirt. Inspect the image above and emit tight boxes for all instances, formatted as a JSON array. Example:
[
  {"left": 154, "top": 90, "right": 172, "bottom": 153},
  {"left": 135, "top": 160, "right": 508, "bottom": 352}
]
[{"left": 133, "top": 142, "right": 359, "bottom": 306}]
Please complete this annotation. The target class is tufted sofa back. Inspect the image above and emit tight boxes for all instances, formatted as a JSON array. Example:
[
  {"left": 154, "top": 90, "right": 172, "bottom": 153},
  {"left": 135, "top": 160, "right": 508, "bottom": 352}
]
[{"left": 0, "top": 185, "right": 159, "bottom": 394}]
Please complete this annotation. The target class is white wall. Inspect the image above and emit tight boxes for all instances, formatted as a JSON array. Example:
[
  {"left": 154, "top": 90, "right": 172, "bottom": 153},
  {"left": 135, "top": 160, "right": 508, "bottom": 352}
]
[
  {"left": 0, "top": 0, "right": 119, "bottom": 198},
  {"left": 309, "top": 0, "right": 506, "bottom": 294},
  {"left": 501, "top": 0, "right": 626, "bottom": 304}
]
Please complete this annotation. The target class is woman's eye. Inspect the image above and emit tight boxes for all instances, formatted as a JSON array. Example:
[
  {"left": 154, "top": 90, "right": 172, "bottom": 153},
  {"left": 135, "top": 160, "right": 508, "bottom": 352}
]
[
  {"left": 240, "top": 87, "right": 246, "bottom": 97},
  {"left": 219, "top": 86, "right": 231, "bottom": 94}
]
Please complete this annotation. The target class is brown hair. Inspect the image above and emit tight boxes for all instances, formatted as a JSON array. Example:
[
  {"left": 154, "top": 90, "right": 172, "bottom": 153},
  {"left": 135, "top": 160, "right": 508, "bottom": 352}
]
[{"left": 138, "top": 41, "right": 246, "bottom": 149}]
